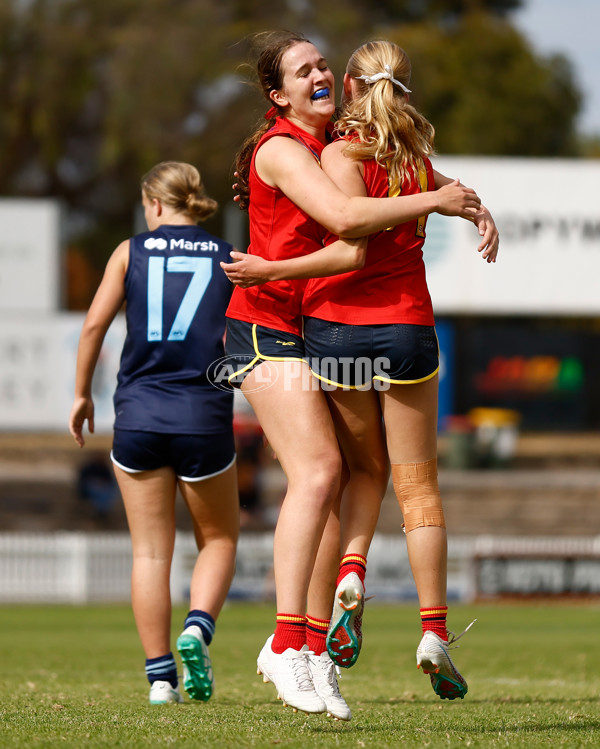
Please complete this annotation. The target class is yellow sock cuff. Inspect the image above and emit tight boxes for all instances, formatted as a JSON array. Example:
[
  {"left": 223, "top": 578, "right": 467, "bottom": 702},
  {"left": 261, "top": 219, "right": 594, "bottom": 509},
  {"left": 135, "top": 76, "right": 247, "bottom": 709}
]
[
  {"left": 276, "top": 613, "right": 307, "bottom": 624},
  {"left": 306, "top": 614, "right": 329, "bottom": 629}
]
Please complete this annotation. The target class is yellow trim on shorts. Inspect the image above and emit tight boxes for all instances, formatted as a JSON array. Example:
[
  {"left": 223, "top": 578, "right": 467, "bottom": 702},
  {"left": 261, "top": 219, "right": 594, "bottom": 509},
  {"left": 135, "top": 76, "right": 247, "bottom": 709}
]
[
  {"left": 309, "top": 364, "right": 439, "bottom": 389},
  {"left": 305, "top": 321, "right": 441, "bottom": 388},
  {"left": 309, "top": 369, "right": 370, "bottom": 390},
  {"left": 227, "top": 355, "right": 260, "bottom": 382},
  {"left": 374, "top": 364, "right": 440, "bottom": 386},
  {"left": 227, "top": 324, "right": 306, "bottom": 383}
]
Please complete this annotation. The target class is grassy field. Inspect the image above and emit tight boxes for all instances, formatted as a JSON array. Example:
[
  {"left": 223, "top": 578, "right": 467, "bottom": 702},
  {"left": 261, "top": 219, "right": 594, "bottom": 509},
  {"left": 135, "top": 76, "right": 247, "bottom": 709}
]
[{"left": 1, "top": 601, "right": 600, "bottom": 748}]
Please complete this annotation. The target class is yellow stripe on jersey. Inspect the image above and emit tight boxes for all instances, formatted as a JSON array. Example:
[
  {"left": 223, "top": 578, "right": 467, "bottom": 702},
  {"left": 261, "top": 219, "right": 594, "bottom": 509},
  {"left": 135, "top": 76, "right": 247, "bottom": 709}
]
[
  {"left": 415, "top": 160, "right": 428, "bottom": 238},
  {"left": 385, "top": 159, "right": 429, "bottom": 237},
  {"left": 385, "top": 163, "right": 402, "bottom": 232}
]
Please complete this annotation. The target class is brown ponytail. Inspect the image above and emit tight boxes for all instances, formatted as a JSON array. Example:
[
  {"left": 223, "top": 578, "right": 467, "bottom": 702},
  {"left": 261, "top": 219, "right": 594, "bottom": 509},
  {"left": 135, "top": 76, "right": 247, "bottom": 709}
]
[{"left": 234, "top": 30, "right": 309, "bottom": 211}]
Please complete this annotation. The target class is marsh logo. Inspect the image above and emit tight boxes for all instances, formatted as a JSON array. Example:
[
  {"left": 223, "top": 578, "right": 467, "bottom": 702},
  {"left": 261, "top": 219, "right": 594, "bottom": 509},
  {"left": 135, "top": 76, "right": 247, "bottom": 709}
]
[{"left": 144, "top": 237, "right": 168, "bottom": 250}]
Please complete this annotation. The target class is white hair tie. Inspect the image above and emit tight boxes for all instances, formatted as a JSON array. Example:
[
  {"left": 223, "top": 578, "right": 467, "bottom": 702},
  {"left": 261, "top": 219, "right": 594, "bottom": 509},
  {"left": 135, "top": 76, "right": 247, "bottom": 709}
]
[{"left": 356, "top": 64, "right": 411, "bottom": 94}]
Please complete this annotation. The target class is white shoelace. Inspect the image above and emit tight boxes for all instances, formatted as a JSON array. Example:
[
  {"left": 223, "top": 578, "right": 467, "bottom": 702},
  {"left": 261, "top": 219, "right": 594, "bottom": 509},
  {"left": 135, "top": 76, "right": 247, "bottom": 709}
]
[
  {"left": 288, "top": 651, "right": 316, "bottom": 692},
  {"left": 310, "top": 655, "right": 343, "bottom": 696},
  {"left": 447, "top": 619, "right": 477, "bottom": 648},
  {"left": 324, "top": 660, "right": 342, "bottom": 693}
]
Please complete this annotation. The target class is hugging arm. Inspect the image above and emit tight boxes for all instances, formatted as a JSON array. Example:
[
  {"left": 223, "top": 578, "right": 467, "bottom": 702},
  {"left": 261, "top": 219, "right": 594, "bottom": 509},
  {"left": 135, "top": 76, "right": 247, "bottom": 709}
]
[
  {"left": 255, "top": 136, "right": 481, "bottom": 238},
  {"left": 220, "top": 235, "right": 366, "bottom": 288},
  {"left": 433, "top": 169, "right": 499, "bottom": 263},
  {"left": 222, "top": 138, "right": 488, "bottom": 288}
]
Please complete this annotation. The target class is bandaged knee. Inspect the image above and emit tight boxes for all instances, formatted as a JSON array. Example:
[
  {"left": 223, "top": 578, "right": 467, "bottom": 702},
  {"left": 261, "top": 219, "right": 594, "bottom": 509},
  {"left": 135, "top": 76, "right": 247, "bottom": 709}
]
[{"left": 391, "top": 458, "right": 445, "bottom": 533}]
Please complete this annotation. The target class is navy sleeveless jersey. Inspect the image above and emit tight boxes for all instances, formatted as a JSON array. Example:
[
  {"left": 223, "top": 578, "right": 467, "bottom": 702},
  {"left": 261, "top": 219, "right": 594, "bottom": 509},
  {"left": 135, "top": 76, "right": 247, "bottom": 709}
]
[{"left": 114, "top": 224, "right": 234, "bottom": 434}]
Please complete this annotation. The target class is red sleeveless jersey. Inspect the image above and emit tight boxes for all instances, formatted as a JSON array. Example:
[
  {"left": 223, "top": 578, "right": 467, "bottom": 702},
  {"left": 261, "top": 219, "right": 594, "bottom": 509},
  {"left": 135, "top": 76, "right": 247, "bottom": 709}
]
[
  {"left": 303, "top": 153, "right": 436, "bottom": 325},
  {"left": 226, "top": 117, "right": 328, "bottom": 335}
]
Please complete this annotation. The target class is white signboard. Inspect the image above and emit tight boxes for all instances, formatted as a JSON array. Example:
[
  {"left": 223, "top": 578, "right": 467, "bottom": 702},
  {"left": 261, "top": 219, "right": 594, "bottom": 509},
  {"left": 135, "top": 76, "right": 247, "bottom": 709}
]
[
  {"left": 0, "top": 313, "right": 125, "bottom": 431},
  {"left": 425, "top": 158, "right": 600, "bottom": 314},
  {"left": 0, "top": 199, "right": 61, "bottom": 312}
]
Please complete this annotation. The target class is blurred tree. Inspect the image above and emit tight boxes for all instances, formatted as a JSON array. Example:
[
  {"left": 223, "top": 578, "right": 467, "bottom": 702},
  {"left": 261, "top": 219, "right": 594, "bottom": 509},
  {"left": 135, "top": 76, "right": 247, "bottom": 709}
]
[
  {"left": 0, "top": 0, "right": 254, "bottom": 243},
  {"left": 580, "top": 135, "right": 600, "bottom": 158},
  {"left": 348, "top": 0, "right": 523, "bottom": 25},
  {"left": 0, "top": 0, "right": 585, "bottom": 308},
  {"left": 65, "top": 247, "right": 103, "bottom": 310},
  {"left": 0, "top": 0, "right": 368, "bottom": 287},
  {"left": 387, "top": 11, "right": 582, "bottom": 155}
]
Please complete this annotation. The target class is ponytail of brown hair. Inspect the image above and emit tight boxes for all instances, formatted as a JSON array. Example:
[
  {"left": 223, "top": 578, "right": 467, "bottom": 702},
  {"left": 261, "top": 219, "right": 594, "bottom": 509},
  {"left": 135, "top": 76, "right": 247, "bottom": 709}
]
[{"left": 234, "top": 30, "right": 310, "bottom": 211}]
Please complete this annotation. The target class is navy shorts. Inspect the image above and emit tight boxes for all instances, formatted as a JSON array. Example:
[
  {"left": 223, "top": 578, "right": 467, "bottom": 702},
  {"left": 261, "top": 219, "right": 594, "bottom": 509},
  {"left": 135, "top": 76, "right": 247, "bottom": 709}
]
[
  {"left": 303, "top": 317, "right": 439, "bottom": 389},
  {"left": 111, "top": 429, "right": 236, "bottom": 481},
  {"left": 224, "top": 318, "right": 306, "bottom": 387}
]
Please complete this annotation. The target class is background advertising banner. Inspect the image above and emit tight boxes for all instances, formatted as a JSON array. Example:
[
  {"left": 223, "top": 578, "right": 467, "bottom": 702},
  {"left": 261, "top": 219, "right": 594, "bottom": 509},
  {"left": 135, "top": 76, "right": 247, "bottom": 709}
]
[
  {"left": 425, "top": 158, "right": 600, "bottom": 315},
  {"left": 0, "top": 200, "right": 62, "bottom": 312},
  {"left": 0, "top": 314, "right": 125, "bottom": 431}
]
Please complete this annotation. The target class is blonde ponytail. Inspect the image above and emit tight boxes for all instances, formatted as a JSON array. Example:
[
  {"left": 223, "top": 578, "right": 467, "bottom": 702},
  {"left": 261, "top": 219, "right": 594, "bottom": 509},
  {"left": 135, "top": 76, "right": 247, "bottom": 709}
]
[{"left": 141, "top": 161, "right": 218, "bottom": 223}]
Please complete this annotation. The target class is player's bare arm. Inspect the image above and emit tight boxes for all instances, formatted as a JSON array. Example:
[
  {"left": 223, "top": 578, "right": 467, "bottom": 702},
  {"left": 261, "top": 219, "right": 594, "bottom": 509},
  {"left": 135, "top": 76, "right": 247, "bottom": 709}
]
[
  {"left": 221, "top": 235, "right": 366, "bottom": 287},
  {"left": 257, "top": 137, "right": 480, "bottom": 237},
  {"left": 69, "top": 241, "right": 128, "bottom": 447}
]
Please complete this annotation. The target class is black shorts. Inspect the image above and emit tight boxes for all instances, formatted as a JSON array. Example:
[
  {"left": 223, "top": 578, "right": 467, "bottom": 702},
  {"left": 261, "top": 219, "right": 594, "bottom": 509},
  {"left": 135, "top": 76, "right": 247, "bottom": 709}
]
[
  {"left": 303, "top": 317, "right": 439, "bottom": 389},
  {"left": 223, "top": 318, "right": 306, "bottom": 387},
  {"left": 111, "top": 429, "right": 236, "bottom": 481}
]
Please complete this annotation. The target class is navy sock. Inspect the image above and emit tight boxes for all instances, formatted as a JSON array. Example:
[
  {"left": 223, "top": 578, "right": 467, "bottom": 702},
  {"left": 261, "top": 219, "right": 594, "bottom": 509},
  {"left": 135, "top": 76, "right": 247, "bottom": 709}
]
[
  {"left": 184, "top": 609, "right": 215, "bottom": 646},
  {"left": 145, "top": 652, "right": 177, "bottom": 688}
]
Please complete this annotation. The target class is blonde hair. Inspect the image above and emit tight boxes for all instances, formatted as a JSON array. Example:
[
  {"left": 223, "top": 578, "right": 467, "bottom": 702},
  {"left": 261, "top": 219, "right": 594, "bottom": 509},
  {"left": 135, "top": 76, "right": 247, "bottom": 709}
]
[
  {"left": 141, "top": 161, "right": 218, "bottom": 222},
  {"left": 337, "top": 41, "right": 435, "bottom": 190}
]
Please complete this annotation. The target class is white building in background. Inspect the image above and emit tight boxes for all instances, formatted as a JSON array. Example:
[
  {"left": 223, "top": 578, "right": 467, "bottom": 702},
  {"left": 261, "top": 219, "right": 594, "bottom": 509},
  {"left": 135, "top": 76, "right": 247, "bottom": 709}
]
[
  {"left": 426, "top": 157, "right": 600, "bottom": 316},
  {"left": 0, "top": 199, "right": 63, "bottom": 313}
]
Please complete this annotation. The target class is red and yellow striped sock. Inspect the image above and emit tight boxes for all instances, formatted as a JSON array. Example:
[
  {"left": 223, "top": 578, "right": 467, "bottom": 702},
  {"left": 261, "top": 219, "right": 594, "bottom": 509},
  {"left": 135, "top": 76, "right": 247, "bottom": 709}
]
[
  {"left": 420, "top": 606, "right": 448, "bottom": 641},
  {"left": 306, "top": 614, "right": 329, "bottom": 656},
  {"left": 272, "top": 613, "right": 306, "bottom": 654},
  {"left": 336, "top": 553, "right": 367, "bottom": 587}
]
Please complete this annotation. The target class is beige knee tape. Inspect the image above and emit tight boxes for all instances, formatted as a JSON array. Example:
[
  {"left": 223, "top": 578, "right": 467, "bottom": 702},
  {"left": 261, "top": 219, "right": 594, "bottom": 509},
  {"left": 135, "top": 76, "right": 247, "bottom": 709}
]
[{"left": 391, "top": 458, "right": 445, "bottom": 533}]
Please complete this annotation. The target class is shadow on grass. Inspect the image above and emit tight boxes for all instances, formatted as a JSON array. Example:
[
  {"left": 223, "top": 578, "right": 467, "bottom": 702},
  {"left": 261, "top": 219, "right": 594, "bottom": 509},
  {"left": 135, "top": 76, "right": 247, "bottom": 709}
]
[
  {"left": 352, "top": 695, "right": 600, "bottom": 707},
  {"left": 304, "top": 719, "right": 600, "bottom": 739}
]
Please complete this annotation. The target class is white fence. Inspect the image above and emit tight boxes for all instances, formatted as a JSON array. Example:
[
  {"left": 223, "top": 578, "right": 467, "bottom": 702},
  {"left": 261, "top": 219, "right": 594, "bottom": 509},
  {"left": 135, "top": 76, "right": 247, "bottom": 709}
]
[
  {"left": 0, "top": 532, "right": 275, "bottom": 605},
  {"left": 0, "top": 531, "right": 470, "bottom": 604},
  {"left": 1, "top": 532, "right": 599, "bottom": 604}
]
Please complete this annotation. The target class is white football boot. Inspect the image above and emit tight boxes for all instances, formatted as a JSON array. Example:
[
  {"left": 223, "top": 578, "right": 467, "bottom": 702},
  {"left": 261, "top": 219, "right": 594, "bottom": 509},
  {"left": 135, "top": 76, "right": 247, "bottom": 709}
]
[
  {"left": 149, "top": 680, "right": 184, "bottom": 705},
  {"left": 416, "top": 621, "right": 476, "bottom": 700},
  {"left": 326, "top": 572, "right": 364, "bottom": 668},
  {"left": 257, "top": 634, "right": 326, "bottom": 714},
  {"left": 307, "top": 651, "right": 351, "bottom": 721}
]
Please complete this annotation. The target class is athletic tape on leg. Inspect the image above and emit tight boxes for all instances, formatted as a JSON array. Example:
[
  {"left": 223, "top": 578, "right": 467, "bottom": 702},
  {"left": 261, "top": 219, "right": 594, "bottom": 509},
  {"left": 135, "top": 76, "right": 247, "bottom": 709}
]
[{"left": 391, "top": 458, "right": 445, "bottom": 533}]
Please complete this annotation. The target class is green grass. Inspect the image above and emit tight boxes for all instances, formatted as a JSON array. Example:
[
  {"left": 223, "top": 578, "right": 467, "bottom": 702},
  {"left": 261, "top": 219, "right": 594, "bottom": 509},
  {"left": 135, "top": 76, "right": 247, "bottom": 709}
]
[{"left": 1, "top": 602, "right": 600, "bottom": 747}]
